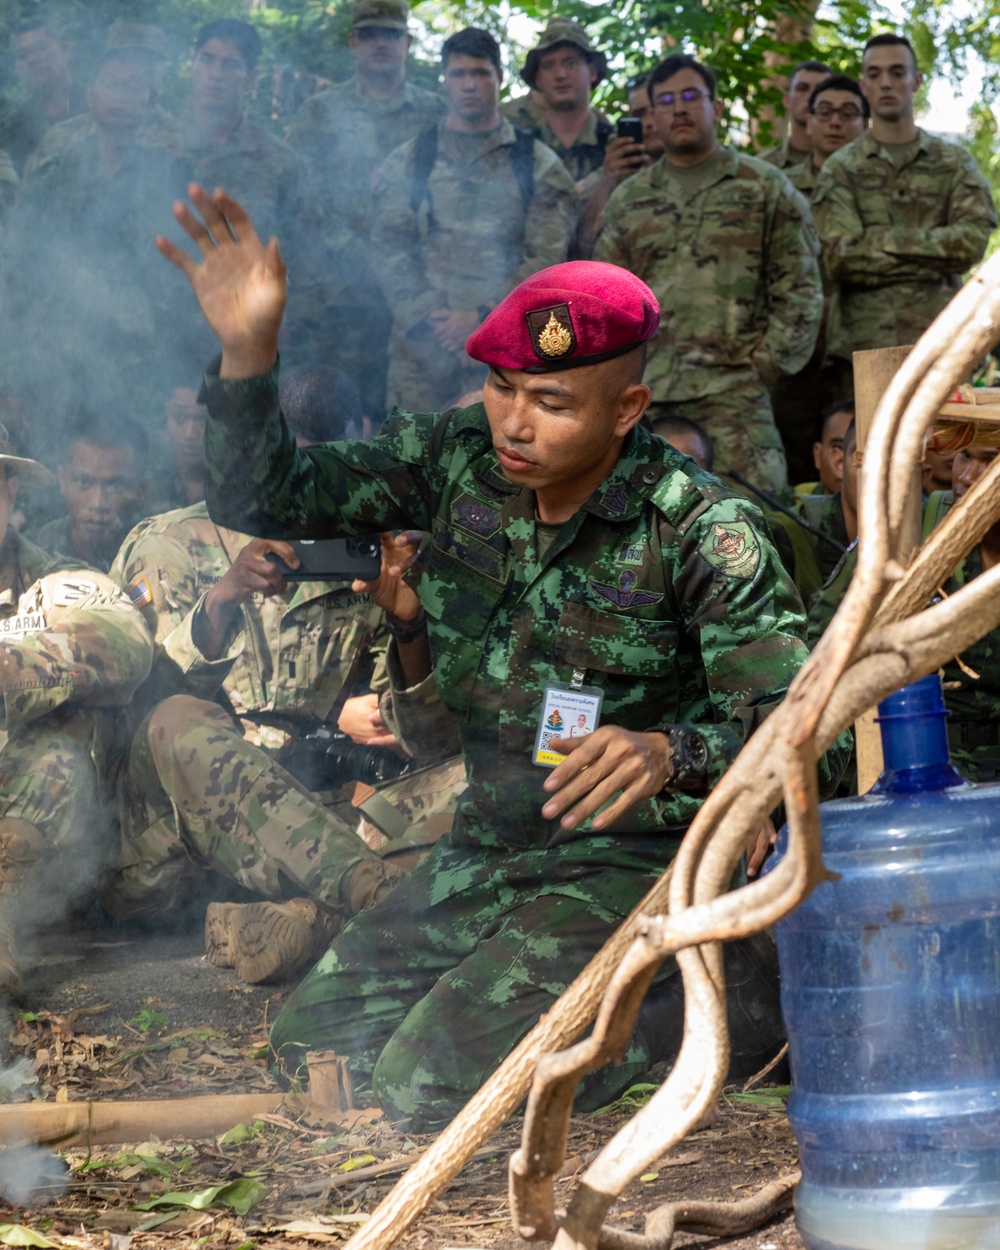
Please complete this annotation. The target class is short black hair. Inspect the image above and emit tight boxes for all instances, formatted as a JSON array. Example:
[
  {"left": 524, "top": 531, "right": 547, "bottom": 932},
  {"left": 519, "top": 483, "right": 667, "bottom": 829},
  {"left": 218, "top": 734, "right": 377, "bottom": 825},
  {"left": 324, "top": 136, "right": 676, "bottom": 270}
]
[
  {"left": 863, "top": 32, "right": 918, "bottom": 71},
  {"left": 791, "top": 59, "right": 831, "bottom": 79},
  {"left": 808, "top": 74, "right": 870, "bottom": 119},
  {"left": 441, "top": 27, "right": 501, "bottom": 76},
  {"left": 60, "top": 411, "right": 149, "bottom": 469},
  {"left": 816, "top": 399, "right": 855, "bottom": 444},
  {"left": 648, "top": 54, "right": 716, "bottom": 101},
  {"left": 11, "top": 9, "right": 64, "bottom": 38},
  {"left": 279, "top": 365, "right": 363, "bottom": 443},
  {"left": 194, "top": 18, "right": 262, "bottom": 71},
  {"left": 652, "top": 414, "right": 714, "bottom": 471}
]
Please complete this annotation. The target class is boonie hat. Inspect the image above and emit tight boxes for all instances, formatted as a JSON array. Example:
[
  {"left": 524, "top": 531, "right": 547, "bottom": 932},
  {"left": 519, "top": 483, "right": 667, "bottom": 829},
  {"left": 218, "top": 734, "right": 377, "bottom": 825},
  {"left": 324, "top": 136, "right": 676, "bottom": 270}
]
[
  {"left": 0, "top": 424, "right": 55, "bottom": 486},
  {"left": 466, "top": 261, "right": 660, "bottom": 374},
  {"left": 350, "top": 0, "right": 409, "bottom": 32},
  {"left": 521, "top": 18, "right": 608, "bottom": 89}
]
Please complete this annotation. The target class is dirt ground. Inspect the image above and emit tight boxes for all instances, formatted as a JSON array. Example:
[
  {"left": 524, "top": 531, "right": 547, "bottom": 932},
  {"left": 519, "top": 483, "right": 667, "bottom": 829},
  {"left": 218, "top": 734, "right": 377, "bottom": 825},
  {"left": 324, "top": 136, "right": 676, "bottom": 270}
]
[{"left": 0, "top": 919, "right": 806, "bottom": 1250}]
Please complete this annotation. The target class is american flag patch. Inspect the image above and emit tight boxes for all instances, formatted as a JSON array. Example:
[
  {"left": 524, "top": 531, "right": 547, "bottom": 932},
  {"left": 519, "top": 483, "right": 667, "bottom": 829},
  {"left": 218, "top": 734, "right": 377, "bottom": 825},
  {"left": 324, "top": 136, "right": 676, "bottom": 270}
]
[{"left": 129, "top": 578, "right": 152, "bottom": 609}]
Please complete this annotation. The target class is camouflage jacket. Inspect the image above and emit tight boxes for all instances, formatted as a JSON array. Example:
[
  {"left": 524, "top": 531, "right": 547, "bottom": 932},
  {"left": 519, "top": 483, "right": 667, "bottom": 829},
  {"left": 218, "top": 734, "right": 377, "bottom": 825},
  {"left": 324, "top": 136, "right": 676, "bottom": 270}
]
[
  {"left": 287, "top": 76, "right": 446, "bottom": 297},
  {"left": 787, "top": 157, "right": 819, "bottom": 202},
  {"left": 0, "top": 528, "right": 151, "bottom": 730},
  {"left": 111, "top": 502, "right": 391, "bottom": 749},
  {"left": 370, "top": 121, "right": 577, "bottom": 335},
  {"left": 594, "top": 147, "right": 823, "bottom": 403},
  {"left": 759, "top": 135, "right": 811, "bottom": 170},
  {"left": 202, "top": 367, "right": 830, "bottom": 862},
  {"left": 812, "top": 129, "right": 997, "bottom": 359},
  {"left": 501, "top": 98, "right": 612, "bottom": 186}
]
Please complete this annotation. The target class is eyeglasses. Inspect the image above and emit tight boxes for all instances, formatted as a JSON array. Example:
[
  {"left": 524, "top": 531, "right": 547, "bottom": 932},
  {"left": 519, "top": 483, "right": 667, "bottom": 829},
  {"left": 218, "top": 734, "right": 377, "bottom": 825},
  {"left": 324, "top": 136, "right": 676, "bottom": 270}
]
[
  {"left": 652, "top": 87, "right": 710, "bottom": 109},
  {"left": 811, "top": 102, "right": 863, "bottom": 121}
]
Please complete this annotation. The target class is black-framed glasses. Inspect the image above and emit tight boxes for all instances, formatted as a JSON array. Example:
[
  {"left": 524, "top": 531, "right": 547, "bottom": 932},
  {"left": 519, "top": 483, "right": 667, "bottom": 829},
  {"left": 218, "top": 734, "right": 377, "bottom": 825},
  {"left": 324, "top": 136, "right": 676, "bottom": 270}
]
[
  {"left": 652, "top": 87, "right": 710, "bottom": 109},
  {"left": 811, "top": 102, "right": 863, "bottom": 121}
]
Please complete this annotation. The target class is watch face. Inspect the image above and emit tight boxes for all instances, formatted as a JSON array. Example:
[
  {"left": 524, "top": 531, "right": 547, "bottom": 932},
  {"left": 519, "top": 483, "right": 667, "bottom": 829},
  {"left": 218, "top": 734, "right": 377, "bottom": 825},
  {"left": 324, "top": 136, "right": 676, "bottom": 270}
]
[{"left": 689, "top": 734, "right": 709, "bottom": 772}]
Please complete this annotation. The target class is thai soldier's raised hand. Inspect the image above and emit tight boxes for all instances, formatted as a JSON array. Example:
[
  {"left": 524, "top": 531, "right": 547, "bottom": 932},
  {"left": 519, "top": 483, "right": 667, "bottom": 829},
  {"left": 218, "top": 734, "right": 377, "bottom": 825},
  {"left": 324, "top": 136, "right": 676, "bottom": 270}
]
[{"left": 157, "top": 184, "right": 287, "bottom": 379}]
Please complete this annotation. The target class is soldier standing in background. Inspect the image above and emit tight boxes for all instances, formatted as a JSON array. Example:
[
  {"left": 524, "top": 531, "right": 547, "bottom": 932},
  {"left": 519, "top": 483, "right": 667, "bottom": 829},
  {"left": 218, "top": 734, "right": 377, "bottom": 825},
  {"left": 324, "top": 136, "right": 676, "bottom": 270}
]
[
  {"left": 787, "top": 74, "right": 868, "bottom": 202},
  {"left": 0, "top": 428, "right": 152, "bottom": 999},
  {"left": 595, "top": 54, "right": 822, "bottom": 494},
  {"left": 371, "top": 27, "right": 576, "bottom": 411},
  {"left": 0, "top": 11, "right": 85, "bottom": 174},
  {"left": 758, "top": 60, "right": 831, "bottom": 170},
  {"left": 813, "top": 34, "right": 997, "bottom": 395},
  {"left": 287, "top": 0, "right": 445, "bottom": 423},
  {"left": 502, "top": 18, "right": 612, "bottom": 188}
]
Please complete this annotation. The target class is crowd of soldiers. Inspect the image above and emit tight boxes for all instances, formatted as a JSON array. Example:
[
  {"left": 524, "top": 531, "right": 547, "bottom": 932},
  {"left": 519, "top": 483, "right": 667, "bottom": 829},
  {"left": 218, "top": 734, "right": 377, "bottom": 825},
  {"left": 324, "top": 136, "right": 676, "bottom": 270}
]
[{"left": 0, "top": 1, "right": 997, "bottom": 1127}]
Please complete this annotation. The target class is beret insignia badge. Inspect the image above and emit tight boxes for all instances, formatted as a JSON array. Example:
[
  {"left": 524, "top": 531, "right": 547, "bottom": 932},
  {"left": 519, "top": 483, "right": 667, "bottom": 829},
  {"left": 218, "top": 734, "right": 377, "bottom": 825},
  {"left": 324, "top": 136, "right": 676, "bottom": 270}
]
[{"left": 527, "top": 304, "right": 576, "bottom": 361}]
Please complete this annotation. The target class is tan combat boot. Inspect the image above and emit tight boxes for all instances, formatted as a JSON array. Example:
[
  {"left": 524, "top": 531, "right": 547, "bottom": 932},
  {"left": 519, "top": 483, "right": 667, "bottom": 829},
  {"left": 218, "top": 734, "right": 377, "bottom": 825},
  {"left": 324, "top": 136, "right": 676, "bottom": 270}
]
[
  {"left": 204, "top": 898, "right": 341, "bottom": 984},
  {"left": 0, "top": 819, "right": 45, "bottom": 1001}
]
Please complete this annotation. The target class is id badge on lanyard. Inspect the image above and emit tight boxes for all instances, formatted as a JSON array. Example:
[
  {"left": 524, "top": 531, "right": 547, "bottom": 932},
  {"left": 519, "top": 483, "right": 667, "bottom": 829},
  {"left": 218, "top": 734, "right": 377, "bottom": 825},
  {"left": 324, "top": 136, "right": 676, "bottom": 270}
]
[{"left": 532, "top": 667, "right": 603, "bottom": 768}]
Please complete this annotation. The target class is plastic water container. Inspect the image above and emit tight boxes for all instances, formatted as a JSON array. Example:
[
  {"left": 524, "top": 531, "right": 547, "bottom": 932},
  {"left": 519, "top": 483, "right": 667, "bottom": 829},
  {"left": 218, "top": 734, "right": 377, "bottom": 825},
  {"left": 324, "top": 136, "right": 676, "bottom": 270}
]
[{"left": 771, "top": 675, "right": 1000, "bottom": 1250}]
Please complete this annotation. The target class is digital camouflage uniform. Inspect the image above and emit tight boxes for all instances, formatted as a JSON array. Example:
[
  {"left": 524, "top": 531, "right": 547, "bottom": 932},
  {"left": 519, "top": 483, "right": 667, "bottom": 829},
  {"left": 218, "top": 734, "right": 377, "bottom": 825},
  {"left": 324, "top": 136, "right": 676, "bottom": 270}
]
[
  {"left": 594, "top": 148, "right": 823, "bottom": 494},
  {"left": 286, "top": 77, "right": 446, "bottom": 417},
  {"left": 812, "top": 129, "right": 997, "bottom": 368},
  {"left": 807, "top": 493, "right": 1000, "bottom": 782},
  {"left": 370, "top": 121, "right": 577, "bottom": 410},
  {"left": 0, "top": 529, "right": 152, "bottom": 924},
  {"left": 200, "top": 366, "right": 838, "bottom": 1126},
  {"left": 105, "top": 502, "right": 464, "bottom": 923}
]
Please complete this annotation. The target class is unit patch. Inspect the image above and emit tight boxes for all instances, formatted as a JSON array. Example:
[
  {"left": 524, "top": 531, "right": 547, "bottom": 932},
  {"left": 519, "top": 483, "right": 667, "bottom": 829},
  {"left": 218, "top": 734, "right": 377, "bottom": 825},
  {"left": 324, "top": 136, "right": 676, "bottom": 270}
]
[
  {"left": 699, "top": 521, "right": 761, "bottom": 580},
  {"left": 52, "top": 579, "right": 97, "bottom": 606},
  {"left": 590, "top": 569, "right": 663, "bottom": 610},
  {"left": 453, "top": 495, "right": 502, "bottom": 539}
]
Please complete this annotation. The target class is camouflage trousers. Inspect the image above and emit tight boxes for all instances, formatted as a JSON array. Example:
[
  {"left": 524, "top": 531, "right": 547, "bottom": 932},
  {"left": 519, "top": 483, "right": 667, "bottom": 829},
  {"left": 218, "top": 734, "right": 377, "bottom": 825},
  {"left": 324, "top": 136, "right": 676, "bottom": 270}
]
[
  {"left": 648, "top": 379, "right": 788, "bottom": 495},
  {"left": 386, "top": 321, "right": 488, "bottom": 413},
  {"left": 268, "top": 836, "right": 670, "bottom": 1128},
  {"left": 0, "top": 707, "right": 117, "bottom": 912},
  {"left": 102, "top": 695, "right": 464, "bottom": 923}
]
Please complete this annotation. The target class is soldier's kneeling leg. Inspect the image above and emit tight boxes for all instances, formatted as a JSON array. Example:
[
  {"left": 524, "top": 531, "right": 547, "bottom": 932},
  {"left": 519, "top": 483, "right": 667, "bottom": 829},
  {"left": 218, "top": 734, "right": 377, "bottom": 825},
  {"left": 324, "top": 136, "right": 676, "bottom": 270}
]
[{"left": 121, "top": 696, "right": 398, "bottom": 918}]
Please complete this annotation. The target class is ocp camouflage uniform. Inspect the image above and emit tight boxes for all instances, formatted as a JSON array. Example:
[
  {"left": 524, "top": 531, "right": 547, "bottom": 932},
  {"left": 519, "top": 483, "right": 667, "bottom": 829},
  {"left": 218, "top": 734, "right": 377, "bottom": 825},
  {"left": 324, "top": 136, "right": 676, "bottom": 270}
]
[
  {"left": 501, "top": 97, "right": 612, "bottom": 187},
  {"left": 104, "top": 502, "right": 464, "bottom": 924},
  {"left": 201, "top": 365, "right": 843, "bottom": 1125},
  {"left": 286, "top": 77, "right": 446, "bottom": 417},
  {"left": 0, "top": 529, "right": 152, "bottom": 917},
  {"left": 787, "top": 157, "right": 819, "bottom": 202},
  {"left": 370, "top": 122, "right": 577, "bottom": 410},
  {"left": 812, "top": 129, "right": 997, "bottom": 368},
  {"left": 807, "top": 493, "right": 1000, "bottom": 782},
  {"left": 594, "top": 149, "right": 823, "bottom": 493},
  {"left": 759, "top": 135, "right": 810, "bottom": 171}
]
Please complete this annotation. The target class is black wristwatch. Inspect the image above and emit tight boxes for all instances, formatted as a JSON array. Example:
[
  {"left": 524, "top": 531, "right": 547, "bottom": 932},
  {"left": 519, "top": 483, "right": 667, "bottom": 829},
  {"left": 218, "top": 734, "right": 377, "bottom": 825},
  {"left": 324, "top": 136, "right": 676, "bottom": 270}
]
[{"left": 651, "top": 726, "right": 710, "bottom": 792}]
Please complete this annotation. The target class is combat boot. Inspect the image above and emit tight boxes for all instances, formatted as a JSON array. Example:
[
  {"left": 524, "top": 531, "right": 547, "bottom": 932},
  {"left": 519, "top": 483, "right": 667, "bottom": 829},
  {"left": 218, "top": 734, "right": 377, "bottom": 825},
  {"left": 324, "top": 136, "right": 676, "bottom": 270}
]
[
  {"left": 204, "top": 898, "right": 341, "bottom": 984},
  {"left": 0, "top": 819, "right": 45, "bottom": 1001}
]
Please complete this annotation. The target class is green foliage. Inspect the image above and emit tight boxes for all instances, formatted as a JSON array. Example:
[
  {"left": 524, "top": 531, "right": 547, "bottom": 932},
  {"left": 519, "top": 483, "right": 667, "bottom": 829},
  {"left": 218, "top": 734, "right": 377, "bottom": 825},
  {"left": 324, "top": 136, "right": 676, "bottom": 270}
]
[
  {"left": 135, "top": 1176, "right": 269, "bottom": 1216},
  {"left": 129, "top": 1006, "right": 170, "bottom": 1033}
]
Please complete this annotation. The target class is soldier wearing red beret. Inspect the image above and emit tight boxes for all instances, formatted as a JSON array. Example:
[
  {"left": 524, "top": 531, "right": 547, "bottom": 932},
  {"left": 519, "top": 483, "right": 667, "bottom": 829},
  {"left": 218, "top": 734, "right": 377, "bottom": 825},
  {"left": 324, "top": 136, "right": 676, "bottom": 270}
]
[{"left": 158, "top": 188, "right": 839, "bottom": 1127}]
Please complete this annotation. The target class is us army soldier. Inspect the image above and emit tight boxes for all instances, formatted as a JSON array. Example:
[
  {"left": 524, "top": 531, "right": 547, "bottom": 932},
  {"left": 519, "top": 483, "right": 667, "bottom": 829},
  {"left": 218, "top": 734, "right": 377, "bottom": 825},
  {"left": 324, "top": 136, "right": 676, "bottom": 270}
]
[
  {"left": 0, "top": 427, "right": 152, "bottom": 998},
  {"left": 371, "top": 27, "right": 577, "bottom": 411},
  {"left": 813, "top": 33, "right": 997, "bottom": 386},
  {"left": 595, "top": 53, "right": 822, "bottom": 493},
  {"left": 105, "top": 368, "right": 464, "bottom": 984}
]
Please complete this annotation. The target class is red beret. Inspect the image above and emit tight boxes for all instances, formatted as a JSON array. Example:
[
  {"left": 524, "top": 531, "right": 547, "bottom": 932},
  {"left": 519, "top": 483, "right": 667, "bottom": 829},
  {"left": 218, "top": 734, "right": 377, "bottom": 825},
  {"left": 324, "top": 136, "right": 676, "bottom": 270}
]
[{"left": 465, "top": 261, "right": 660, "bottom": 374}]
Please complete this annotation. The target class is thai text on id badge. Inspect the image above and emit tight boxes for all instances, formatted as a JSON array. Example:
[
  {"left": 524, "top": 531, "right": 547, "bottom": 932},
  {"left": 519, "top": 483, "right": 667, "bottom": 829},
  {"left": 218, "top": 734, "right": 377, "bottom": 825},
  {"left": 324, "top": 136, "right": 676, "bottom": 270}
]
[{"left": 533, "top": 679, "right": 603, "bottom": 768}]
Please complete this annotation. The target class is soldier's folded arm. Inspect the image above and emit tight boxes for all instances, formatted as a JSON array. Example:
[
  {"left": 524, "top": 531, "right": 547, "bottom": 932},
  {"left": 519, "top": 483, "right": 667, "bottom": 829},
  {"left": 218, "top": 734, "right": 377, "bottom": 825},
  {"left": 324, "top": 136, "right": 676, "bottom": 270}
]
[
  {"left": 750, "top": 186, "right": 823, "bottom": 384},
  {"left": 0, "top": 571, "right": 152, "bottom": 730}
]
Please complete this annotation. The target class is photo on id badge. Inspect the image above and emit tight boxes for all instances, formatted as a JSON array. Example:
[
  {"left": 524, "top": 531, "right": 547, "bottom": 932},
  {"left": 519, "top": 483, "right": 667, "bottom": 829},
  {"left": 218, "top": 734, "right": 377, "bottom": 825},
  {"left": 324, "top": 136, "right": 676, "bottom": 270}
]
[{"left": 533, "top": 681, "right": 604, "bottom": 767}]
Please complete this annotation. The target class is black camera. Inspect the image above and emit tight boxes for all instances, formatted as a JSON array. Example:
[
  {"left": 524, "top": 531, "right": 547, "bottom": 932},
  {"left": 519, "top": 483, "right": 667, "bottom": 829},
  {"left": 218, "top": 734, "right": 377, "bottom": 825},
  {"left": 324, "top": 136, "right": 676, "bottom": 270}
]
[{"left": 278, "top": 727, "right": 409, "bottom": 791}]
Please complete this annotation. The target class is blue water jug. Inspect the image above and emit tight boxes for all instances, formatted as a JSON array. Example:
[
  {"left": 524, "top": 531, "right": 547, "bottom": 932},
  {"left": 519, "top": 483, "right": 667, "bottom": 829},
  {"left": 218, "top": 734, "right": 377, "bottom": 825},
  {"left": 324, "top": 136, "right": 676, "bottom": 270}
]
[{"left": 771, "top": 674, "right": 1000, "bottom": 1249}]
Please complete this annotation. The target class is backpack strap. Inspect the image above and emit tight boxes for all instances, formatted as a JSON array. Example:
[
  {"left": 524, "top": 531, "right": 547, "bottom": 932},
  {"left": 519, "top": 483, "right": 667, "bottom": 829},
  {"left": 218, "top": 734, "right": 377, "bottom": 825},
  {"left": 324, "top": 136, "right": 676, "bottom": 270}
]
[
  {"left": 511, "top": 128, "right": 536, "bottom": 211},
  {"left": 409, "top": 125, "right": 440, "bottom": 228}
]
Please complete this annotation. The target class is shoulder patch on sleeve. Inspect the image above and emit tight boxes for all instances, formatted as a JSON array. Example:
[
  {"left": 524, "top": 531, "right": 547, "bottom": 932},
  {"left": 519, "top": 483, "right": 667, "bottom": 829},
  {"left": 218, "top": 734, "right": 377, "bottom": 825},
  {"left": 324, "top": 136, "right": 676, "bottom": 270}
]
[
  {"left": 698, "top": 520, "right": 761, "bottom": 580},
  {"left": 51, "top": 578, "right": 98, "bottom": 606},
  {"left": 128, "top": 578, "right": 153, "bottom": 609}
]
